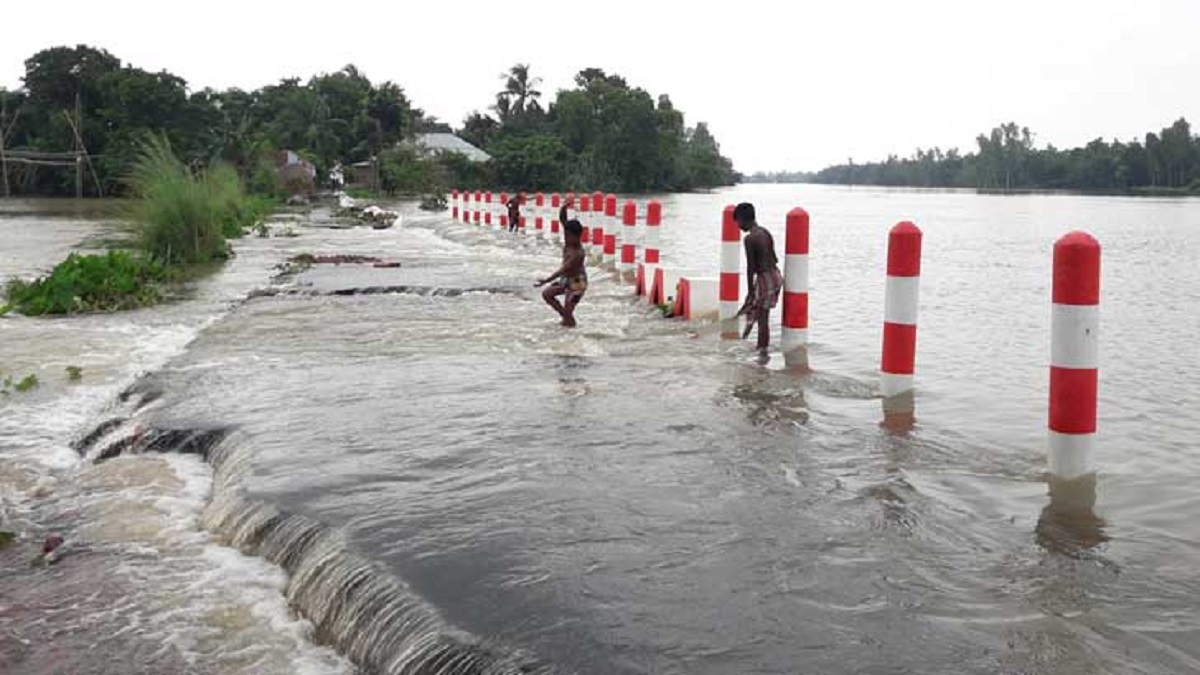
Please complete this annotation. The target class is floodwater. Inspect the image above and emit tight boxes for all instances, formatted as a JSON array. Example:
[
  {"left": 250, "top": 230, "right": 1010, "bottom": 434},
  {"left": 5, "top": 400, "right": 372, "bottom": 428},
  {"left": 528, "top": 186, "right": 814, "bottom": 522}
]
[{"left": 1, "top": 186, "right": 1198, "bottom": 674}]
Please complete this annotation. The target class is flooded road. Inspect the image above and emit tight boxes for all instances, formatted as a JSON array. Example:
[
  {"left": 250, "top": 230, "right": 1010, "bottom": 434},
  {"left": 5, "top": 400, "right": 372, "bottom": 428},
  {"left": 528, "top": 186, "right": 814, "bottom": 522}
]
[{"left": 1, "top": 187, "right": 1198, "bottom": 674}]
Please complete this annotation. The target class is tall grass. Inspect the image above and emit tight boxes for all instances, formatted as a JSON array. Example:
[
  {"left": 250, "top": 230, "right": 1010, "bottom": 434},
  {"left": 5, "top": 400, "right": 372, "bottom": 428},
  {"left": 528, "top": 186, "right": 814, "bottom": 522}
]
[
  {"left": 127, "top": 135, "right": 269, "bottom": 265},
  {"left": 0, "top": 137, "right": 275, "bottom": 317}
]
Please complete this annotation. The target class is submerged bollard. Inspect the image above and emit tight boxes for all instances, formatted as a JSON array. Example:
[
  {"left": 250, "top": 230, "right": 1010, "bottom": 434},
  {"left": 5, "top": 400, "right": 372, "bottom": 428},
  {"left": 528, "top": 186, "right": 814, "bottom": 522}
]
[
  {"left": 591, "top": 191, "right": 605, "bottom": 253},
  {"left": 620, "top": 201, "right": 637, "bottom": 283},
  {"left": 720, "top": 205, "right": 740, "bottom": 337},
  {"left": 782, "top": 208, "right": 810, "bottom": 367},
  {"left": 603, "top": 233, "right": 617, "bottom": 271},
  {"left": 484, "top": 191, "right": 493, "bottom": 226},
  {"left": 1049, "top": 231, "right": 1101, "bottom": 480},
  {"left": 881, "top": 222, "right": 922, "bottom": 398},
  {"left": 645, "top": 201, "right": 662, "bottom": 264},
  {"left": 579, "top": 194, "right": 591, "bottom": 245},
  {"left": 535, "top": 192, "right": 546, "bottom": 235},
  {"left": 550, "top": 193, "right": 562, "bottom": 239},
  {"left": 638, "top": 201, "right": 663, "bottom": 300},
  {"left": 451, "top": 188, "right": 458, "bottom": 219},
  {"left": 473, "top": 191, "right": 481, "bottom": 224},
  {"left": 605, "top": 193, "right": 619, "bottom": 250}
]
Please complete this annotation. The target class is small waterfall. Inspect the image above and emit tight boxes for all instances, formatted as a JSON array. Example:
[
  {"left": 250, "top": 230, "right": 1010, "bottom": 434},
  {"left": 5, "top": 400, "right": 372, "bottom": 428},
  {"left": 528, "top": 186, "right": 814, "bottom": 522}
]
[{"left": 79, "top": 421, "right": 563, "bottom": 675}]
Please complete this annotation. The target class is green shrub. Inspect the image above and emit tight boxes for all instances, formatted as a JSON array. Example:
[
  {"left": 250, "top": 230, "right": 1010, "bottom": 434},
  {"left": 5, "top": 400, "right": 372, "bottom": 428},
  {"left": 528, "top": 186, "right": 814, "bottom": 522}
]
[
  {"left": 126, "top": 135, "right": 269, "bottom": 263},
  {"left": 2, "top": 251, "right": 169, "bottom": 316}
]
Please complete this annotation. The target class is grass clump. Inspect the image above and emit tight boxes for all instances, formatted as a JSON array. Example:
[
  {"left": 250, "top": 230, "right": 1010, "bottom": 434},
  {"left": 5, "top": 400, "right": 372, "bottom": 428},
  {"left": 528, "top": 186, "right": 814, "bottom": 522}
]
[
  {"left": 2, "top": 373, "right": 40, "bottom": 394},
  {"left": 127, "top": 135, "right": 271, "bottom": 265},
  {"left": 3, "top": 252, "right": 169, "bottom": 316}
]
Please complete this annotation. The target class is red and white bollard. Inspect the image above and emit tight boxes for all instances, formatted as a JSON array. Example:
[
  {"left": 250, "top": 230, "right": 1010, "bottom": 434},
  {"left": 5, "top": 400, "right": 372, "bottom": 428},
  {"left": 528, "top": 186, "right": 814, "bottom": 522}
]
[
  {"left": 519, "top": 192, "right": 528, "bottom": 231},
  {"left": 551, "top": 193, "right": 562, "bottom": 239},
  {"left": 1049, "top": 231, "right": 1100, "bottom": 479},
  {"left": 604, "top": 233, "right": 617, "bottom": 271},
  {"left": 881, "top": 222, "right": 922, "bottom": 398},
  {"left": 620, "top": 201, "right": 637, "bottom": 283},
  {"left": 473, "top": 191, "right": 481, "bottom": 224},
  {"left": 605, "top": 193, "right": 618, "bottom": 249},
  {"left": 579, "top": 194, "right": 591, "bottom": 245},
  {"left": 782, "top": 209, "right": 810, "bottom": 364},
  {"left": 451, "top": 189, "right": 459, "bottom": 219},
  {"left": 484, "top": 192, "right": 493, "bottom": 227},
  {"left": 499, "top": 192, "right": 508, "bottom": 229},
  {"left": 535, "top": 192, "right": 545, "bottom": 236},
  {"left": 645, "top": 201, "right": 661, "bottom": 264},
  {"left": 591, "top": 191, "right": 605, "bottom": 254},
  {"left": 638, "top": 201, "right": 662, "bottom": 300},
  {"left": 720, "top": 205, "right": 740, "bottom": 322}
]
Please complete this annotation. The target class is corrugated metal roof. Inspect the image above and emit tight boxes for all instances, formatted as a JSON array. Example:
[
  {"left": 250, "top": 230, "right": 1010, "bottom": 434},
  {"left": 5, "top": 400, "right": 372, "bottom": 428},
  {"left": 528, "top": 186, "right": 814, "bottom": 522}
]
[{"left": 414, "top": 133, "right": 491, "bottom": 163}]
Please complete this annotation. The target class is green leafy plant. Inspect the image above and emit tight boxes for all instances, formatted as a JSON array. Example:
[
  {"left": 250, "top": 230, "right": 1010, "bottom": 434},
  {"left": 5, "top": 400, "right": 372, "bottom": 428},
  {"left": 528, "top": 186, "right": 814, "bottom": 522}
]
[
  {"left": 2, "top": 373, "right": 40, "bottom": 393},
  {"left": 14, "top": 374, "right": 38, "bottom": 392},
  {"left": 3, "top": 252, "right": 169, "bottom": 316},
  {"left": 66, "top": 366, "right": 83, "bottom": 382}
]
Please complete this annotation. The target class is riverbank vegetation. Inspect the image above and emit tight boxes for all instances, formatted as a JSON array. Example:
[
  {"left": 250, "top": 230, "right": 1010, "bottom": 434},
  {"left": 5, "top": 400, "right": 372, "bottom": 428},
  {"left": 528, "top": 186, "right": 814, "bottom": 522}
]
[
  {"left": 1, "top": 46, "right": 736, "bottom": 199},
  {"left": 1, "top": 136, "right": 267, "bottom": 316},
  {"left": 126, "top": 134, "right": 270, "bottom": 264},
  {"left": 2, "top": 251, "right": 169, "bottom": 315},
  {"left": 746, "top": 119, "right": 1200, "bottom": 195}
]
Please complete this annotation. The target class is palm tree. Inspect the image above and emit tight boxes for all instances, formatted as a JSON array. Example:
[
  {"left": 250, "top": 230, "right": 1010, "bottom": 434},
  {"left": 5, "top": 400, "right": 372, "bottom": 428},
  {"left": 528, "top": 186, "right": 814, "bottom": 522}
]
[{"left": 496, "top": 64, "right": 542, "bottom": 119}]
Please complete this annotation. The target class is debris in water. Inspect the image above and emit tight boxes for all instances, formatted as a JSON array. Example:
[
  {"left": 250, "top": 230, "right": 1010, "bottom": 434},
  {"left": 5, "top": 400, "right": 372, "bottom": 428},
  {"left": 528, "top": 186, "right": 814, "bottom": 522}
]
[
  {"left": 289, "top": 253, "right": 383, "bottom": 265},
  {"left": 66, "top": 365, "right": 83, "bottom": 382},
  {"left": 42, "top": 534, "right": 64, "bottom": 554},
  {"left": 0, "top": 531, "right": 15, "bottom": 549}
]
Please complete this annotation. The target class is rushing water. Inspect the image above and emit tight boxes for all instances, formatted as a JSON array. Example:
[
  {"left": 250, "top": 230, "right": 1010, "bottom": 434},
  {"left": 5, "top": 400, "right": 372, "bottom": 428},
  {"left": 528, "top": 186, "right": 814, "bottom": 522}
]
[{"left": 1, "top": 186, "right": 1198, "bottom": 674}]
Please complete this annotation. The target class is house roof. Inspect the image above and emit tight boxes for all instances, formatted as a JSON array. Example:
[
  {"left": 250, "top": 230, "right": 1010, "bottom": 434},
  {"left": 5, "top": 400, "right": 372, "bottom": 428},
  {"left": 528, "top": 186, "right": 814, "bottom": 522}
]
[{"left": 413, "top": 133, "right": 491, "bottom": 163}]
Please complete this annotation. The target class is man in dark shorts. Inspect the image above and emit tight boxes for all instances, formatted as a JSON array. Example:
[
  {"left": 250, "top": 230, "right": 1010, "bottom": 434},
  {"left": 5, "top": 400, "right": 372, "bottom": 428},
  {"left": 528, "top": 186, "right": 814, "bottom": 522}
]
[
  {"left": 733, "top": 202, "right": 782, "bottom": 352},
  {"left": 506, "top": 194, "right": 521, "bottom": 233},
  {"left": 535, "top": 198, "right": 587, "bottom": 327}
]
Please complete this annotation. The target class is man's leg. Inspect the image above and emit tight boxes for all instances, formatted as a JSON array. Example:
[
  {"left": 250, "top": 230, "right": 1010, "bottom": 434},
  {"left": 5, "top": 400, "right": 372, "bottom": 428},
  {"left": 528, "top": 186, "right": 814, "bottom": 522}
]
[
  {"left": 757, "top": 308, "right": 770, "bottom": 351},
  {"left": 561, "top": 292, "right": 583, "bottom": 328},
  {"left": 542, "top": 284, "right": 566, "bottom": 318}
]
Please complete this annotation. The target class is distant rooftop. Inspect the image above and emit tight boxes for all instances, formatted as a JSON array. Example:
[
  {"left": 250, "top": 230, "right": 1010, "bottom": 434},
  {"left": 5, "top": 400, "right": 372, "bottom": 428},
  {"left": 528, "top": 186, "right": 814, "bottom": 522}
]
[{"left": 413, "top": 133, "right": 491, "bottom": 163}]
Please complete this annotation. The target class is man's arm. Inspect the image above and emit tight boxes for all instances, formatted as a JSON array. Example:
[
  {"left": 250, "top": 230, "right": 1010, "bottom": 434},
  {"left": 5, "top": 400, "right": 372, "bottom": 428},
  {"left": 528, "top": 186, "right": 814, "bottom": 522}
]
[
  {"left": 536, "top": 249, "right": 582, "bottom": 286},
  {"left": 742, "top": 236, "right": 760, "bottom": 308}
]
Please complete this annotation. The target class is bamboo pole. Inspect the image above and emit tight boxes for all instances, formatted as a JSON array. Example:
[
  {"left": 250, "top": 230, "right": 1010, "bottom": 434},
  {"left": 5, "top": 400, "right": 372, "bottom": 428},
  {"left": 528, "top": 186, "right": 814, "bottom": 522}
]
[
  {"left": 74, "top": 93, "right": 82, "bottom": 198},
  {"left": 0, "top": 96, "right": 9, "bottom": 198},
  {"left": 61, "top": 104, "right": 103, "bottom": 198}
]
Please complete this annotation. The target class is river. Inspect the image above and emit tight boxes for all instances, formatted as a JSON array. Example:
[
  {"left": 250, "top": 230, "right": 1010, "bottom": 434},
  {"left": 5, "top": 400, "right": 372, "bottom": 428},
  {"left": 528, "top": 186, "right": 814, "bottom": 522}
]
[{"left": 1, "top": 185, "right": 1197, "bottom": 674}]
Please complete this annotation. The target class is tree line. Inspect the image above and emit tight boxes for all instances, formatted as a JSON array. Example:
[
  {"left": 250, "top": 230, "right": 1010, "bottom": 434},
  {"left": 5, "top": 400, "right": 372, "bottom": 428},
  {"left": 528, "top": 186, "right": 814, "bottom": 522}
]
[
  {"left": 458, "top": 66, "right": 737, "bottom": 192},
  {"left": 0, "top": 46, "right": 737, "bottom": 197},
  {"left": 745, "top": 119, "right": 1200, "bottom": 195}
]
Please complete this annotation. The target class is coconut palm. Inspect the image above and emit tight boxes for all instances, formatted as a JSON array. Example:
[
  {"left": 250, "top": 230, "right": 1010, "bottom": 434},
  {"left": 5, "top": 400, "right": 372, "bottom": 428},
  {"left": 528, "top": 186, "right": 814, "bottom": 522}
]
[{"left": 495, "top": 64, "right": 542, "bottom": 120}]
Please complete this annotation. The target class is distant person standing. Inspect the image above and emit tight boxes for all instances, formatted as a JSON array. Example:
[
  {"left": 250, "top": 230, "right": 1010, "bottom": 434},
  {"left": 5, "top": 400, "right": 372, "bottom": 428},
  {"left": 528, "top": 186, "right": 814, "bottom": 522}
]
[
  {"left": 506, "top": 194, "right": 521, "bottom": 233},
  {"left": 534, "top": 197, "right": 588, "bottom": 327},
  {"left": 733, "top": 202, "right": 782, "bottom": 352}
]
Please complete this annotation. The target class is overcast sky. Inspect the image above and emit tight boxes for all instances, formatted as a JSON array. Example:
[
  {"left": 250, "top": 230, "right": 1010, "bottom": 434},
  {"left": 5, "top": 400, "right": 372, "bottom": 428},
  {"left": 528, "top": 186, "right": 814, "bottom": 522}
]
[{"left": 3, "top": 0, "right": 1198, "bottom": 172}]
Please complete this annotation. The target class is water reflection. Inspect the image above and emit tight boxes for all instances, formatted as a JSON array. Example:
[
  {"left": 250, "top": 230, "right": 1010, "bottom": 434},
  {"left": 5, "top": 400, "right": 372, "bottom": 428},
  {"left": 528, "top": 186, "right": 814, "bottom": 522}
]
[
  {"left": 554, "top": 355, "right": 592, "bottom": 403},
  {"left": 1036, "top": 474, "right": 1108, "bottom": 556},
  {"left": 880, "top": 390, "right": 916, "bottom": 434},
  {"left": 782, "top": 343, "right": 810, "bottom": 372},
  {"left": 727, "top": 363, "right": 809, "bottom": 428}
]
